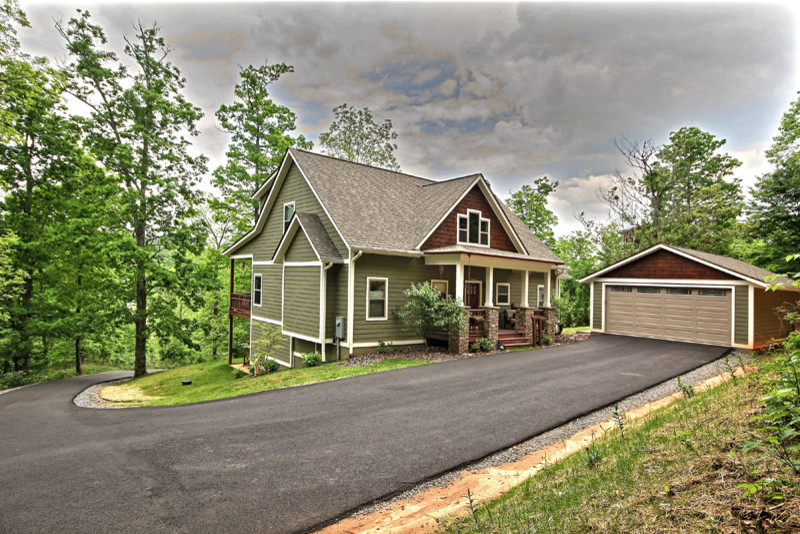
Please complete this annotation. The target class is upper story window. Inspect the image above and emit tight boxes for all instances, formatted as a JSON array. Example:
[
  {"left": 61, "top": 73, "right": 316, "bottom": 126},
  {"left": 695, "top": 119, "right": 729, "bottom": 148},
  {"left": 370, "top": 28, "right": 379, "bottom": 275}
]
[
  {"left": 457, "top": 209, "right": 490, "bottom": 246},
  {"left": 253, "top": 274, "right": 262, "bottom": 306},
  {"left": 283, "top": 202, "right": 295, "bottom": 233}
]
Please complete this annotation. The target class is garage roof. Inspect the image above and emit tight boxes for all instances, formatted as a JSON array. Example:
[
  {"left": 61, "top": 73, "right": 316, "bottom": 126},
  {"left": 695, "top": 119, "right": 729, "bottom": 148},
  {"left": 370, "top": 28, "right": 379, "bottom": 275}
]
[{"left": 579, "top": 243, "right": 798, "bottom": 290}]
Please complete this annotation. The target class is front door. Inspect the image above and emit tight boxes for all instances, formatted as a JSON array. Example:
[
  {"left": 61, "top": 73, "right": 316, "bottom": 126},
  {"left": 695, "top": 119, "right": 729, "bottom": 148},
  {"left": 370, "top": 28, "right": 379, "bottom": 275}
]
[{"left": 464, "top": 281, "right": 481, "bottom": 308}]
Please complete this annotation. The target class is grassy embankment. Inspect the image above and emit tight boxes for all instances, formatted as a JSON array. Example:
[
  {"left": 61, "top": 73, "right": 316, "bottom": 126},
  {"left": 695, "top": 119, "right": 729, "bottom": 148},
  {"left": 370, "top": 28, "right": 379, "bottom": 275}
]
[
  {"left": 98, "top": 357, "right": 430, "bottom": 406},
  {"left": 442, "top": 350, "right": 800, "bottom": 532}
]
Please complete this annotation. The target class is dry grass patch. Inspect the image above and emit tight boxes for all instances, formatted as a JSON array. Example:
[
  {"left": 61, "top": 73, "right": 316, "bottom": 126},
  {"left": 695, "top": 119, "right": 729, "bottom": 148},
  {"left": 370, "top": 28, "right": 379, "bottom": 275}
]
[{"left": 98, "top": 383, "right": 163, "bottom": 404}]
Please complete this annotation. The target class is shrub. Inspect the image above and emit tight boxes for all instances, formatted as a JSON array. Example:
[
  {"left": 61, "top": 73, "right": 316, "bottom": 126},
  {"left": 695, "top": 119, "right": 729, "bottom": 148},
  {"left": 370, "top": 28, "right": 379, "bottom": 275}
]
[
  {"left": 0, "top": 370, "right": 32, "bottom": 390},
  {"left": 470, "top": 337, "right": 494, "bottom": 352},
  {"left": 543, "top": 334, "right": 553, "bottom": 346},
  {"left": 303, "top": 352, "right": 322, "bottom": 367},
  {"left": 395, "top": 282, "right": 468, "bottom": 345},
  {"left": 377, "top": 340, "right": 394, "bottom": 354},
  {"left": 260, "top": 359, "right": 280, "bottom": 374}
]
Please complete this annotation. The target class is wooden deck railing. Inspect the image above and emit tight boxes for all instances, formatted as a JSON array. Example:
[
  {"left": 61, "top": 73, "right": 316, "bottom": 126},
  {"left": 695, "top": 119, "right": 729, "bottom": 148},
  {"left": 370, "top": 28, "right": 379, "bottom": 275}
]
[
  {"left": 230, "top": 292, "right": 251, "bottom": 318},
  {"left": 468, "top": 308, "right": 486, "bottom": 336}
]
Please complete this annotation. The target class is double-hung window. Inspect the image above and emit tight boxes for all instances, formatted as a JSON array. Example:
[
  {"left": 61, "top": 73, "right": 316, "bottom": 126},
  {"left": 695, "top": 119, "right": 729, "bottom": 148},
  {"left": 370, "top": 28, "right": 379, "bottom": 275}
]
[
  {"left": 496, "top": 283, "right": 510, "bottom": 306},
  {"left": 253, "top": 274, "right": 262, "bottom": 306},
  {"left": 366, "top": 278, "right": 388, "bottom": 320},
  {"left": 457, "top": 210, "right": 490, "bottom": 246},
  {"left": 283, "top": 202, "right": 295, "bottom": 233}
]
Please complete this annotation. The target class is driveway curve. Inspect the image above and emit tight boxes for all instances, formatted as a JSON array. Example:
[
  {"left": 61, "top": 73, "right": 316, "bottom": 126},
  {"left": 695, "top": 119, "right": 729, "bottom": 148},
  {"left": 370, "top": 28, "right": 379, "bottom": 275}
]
[{"left": 0, "top": 335, "right": 728, "bottom": 533}]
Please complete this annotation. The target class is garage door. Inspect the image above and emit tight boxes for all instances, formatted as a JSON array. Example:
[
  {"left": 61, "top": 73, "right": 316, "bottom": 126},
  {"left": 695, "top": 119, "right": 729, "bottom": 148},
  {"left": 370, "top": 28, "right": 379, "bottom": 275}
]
[{"left": 605, "top": 286, "right": 731, "bottom": 346}]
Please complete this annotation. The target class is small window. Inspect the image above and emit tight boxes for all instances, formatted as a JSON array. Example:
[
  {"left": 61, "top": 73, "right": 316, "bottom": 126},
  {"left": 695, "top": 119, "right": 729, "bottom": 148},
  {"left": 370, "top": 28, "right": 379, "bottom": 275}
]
[
  {"left": 457, "top": 210, "right": 490, "bottom": 246},
  {"left": 698, "top": 288, "right": 727, "bottom": 296},
  {"left": 496, "top": 283, "right": 510, "bottom": 306},
  {"left": 431, "top": 279, "right": 448, "bottom": 296},
  {"left": 637, "top": 287, "right": 660, "bottom": 294},
  {"left": 610, "top": 286, "right": 633, "bottom": 293},
  {"left": 283, "top": 202, "right": 295, "bottom": 233},
  {"left": 537, "top": 285, "right": 545, "bottom": 307},
  {"left": 667, "top": 288, "right": 691, "bottom": 295},
  {"left": 366, "top": 278, "right": 388, "bottom": 320},
  {"left": 253, "top": 274, "right": 262, "bottom": 306}
]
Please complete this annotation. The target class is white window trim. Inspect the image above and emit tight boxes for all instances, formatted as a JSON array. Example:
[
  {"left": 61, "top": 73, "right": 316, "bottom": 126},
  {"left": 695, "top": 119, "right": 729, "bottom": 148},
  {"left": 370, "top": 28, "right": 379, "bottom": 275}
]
[
  {"left": 253, "top": 273, "right": 262, "bottom": 307},
  {"left": 366, "top": 277, "right": 389, "bottom": 321},
  {"left": 283, "top": 201, "right": 295, "bottom": 233},
  {"left": 431, "top": 279, "right": 449, "bottom": 296},
  {"left": 537, "top": 284, "right": 545, "bottom": 307},
  {"left": 464, "top": 279, "right": 483, "bottom": 308},
  {"left": 456, "top": 209, "right": 491, "bottom": 248},
  {"left": 495, "top": 283, "right": 511, "bottom": 306}
]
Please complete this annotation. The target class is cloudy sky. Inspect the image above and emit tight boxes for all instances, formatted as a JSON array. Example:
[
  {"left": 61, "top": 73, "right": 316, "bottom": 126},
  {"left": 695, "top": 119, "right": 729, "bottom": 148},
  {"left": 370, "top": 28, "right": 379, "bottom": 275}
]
[{"left": 18, "top": 0, "right": 799, "bottom": 235}]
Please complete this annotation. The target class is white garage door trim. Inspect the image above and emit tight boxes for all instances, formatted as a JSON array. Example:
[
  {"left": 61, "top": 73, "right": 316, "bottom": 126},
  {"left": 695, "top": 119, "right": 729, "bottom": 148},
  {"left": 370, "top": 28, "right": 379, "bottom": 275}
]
[{"left": 602, "top": 281, "right": 735, "bottom": 346}]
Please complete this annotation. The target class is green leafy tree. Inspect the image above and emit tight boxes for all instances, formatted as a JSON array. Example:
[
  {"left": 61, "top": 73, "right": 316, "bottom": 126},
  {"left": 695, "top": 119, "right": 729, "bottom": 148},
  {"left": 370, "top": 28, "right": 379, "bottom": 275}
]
[
  {"left": 506, "top": 177, "right": 559, "bottom": 248},
  {"left": 747, "top": 93, "right": 800, "bottom": 273},
  {"left": 394, "top": 282, "right": 467, "bottom": 347},
  {"left": 211, "top": 62, "right": 312, "bottom": 238},
  {"left": 319, "top": 104, "right": 400, "bottom": 170},
  {"left": 553, "top": 231, "right": 600, "bottom": 326},
  {"left": 595, "top": 127, "right": 743, "bottom": 259},
  {"left": 58, "top": 12, "right": 209, "bottom": 377},
  {"left": 0, "top": 231, "right": 24, "bottom": 372}
]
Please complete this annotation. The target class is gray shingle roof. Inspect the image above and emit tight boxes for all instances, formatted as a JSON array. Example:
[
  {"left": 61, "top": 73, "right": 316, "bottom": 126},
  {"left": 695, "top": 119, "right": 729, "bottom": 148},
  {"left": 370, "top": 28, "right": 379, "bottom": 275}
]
[
  {"left": 670, "top": 245, "right": 797, "bottom": 289},
  {"left": 295, "top": 212, "right": 342, "bottom": 261}
]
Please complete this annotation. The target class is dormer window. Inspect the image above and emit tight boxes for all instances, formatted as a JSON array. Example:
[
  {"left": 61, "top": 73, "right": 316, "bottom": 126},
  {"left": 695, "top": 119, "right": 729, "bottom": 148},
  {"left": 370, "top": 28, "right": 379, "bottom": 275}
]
[
  {"left": 457, "top": 210, "right": 490, "bottom": 246},
  {"left": 283, "top": 202, "right": 295, "bottom": 233}
]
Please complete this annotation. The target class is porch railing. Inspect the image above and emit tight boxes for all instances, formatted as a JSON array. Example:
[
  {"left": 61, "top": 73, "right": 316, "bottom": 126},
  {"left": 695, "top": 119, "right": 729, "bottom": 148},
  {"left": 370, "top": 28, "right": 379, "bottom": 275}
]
[
  {"left": 468, "top": 308, "right": 486, "bottom": 336},
  {"left": 230, "top": 292, "right": 251, "bottom": 318}
]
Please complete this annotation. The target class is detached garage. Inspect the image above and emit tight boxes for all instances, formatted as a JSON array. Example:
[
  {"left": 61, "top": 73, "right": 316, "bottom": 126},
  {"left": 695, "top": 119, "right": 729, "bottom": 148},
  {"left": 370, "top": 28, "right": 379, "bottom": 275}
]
[{"left": 580, "top": 244, "right": 799, "bottom": 349}]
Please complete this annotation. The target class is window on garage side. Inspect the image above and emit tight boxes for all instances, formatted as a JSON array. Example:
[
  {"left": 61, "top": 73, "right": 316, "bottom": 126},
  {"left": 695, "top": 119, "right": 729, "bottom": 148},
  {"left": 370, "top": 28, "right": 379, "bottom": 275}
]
[
  {"left": 637, "top": 287, "right": 660, "bottom": 294},
  {"left": 366, "top": 277, "right": 388, "bottom": 320},
  {"left": 667, "top": 288, "right": 692, "bottom": 295},
  {"left": 610, "top": 286, "right": 632, "bottom": 293}
]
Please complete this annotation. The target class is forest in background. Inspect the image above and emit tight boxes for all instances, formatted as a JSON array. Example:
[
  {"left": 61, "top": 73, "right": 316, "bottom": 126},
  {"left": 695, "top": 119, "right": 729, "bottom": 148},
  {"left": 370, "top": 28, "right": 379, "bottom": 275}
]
[{"left": 1, "top": 0, "right": 798, "bottom": 384}]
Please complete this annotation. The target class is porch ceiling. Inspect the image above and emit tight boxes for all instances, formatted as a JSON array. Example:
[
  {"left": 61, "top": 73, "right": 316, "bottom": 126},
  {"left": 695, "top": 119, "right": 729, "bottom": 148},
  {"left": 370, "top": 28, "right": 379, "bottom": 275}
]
[{"left": 423, "top": 246, "right": 557, "bottom": 272}]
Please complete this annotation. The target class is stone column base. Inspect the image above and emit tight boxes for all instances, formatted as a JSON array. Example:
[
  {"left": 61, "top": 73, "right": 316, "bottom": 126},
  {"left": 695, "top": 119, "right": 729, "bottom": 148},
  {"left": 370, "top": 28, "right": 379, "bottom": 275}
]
[
  {"left": 514, "top": 307, "right": 536, "bottom": 342},
  {"left": 542, "top": 307, "right": 558, "bottom": 336}
]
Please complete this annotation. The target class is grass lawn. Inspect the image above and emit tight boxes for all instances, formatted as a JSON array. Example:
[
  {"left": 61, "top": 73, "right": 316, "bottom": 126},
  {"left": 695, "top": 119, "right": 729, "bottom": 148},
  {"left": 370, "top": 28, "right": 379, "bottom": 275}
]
[
  {"left": 0, "top": 361, "right": 130, "bottom": 391},
  {"left": 442, "top": 352, "right": 800, "bottom": 532},
  {"left": 98, "top": 357, "right": 431, "bottom": 406},
  {"left": 561, "top": 325, "right": 589, "bottom": 334}
]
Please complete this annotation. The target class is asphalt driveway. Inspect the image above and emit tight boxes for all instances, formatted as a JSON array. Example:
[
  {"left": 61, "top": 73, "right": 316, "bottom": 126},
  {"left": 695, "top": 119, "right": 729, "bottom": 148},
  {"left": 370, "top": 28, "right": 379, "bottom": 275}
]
[{"left": 0, "top": 335, "right": 728, "bottom": 533}]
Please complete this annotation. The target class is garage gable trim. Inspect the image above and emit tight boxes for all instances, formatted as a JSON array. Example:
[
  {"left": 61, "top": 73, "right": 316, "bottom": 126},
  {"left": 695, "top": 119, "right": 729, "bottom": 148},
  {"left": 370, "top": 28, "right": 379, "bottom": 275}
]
[{"left": 579, "top": 244, "right": 772, "bottom": 288}]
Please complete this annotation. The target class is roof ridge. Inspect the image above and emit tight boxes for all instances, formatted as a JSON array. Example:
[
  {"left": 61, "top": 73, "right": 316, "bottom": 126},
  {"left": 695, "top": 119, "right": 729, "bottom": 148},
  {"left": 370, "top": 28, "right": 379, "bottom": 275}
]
[
  {"left": 420, "top": 173, "right": 482, "bottom": 187},
  {"left": 289, "top": 148, "right": 435, "bottom": 184}
]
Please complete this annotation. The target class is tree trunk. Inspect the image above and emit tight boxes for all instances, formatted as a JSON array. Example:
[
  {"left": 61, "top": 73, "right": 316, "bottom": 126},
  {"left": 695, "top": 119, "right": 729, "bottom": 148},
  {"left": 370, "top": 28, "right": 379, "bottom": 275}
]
[
  {"left": 75, "top": 337, "right": 83, "bottom": 376},
  {"left": 133, "top": 213, "right": 147, "bottom": 378}
]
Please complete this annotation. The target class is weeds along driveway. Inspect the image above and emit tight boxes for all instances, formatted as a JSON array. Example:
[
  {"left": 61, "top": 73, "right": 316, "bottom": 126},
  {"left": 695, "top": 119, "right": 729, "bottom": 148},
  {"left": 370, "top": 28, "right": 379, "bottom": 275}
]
[{"left": 0, "top": 335, "right": 728, "bottom": 534}]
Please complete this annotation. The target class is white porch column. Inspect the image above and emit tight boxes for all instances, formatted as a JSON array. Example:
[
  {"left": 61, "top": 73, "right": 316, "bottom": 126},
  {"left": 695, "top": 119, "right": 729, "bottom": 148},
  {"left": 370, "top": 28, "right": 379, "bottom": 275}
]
[
  {"left": 455, "top": 261, "right": 464, "bottom": 303},
  {"left": 545, "top": 270, "right": 551, "bottom": 307},
  {"left": 484, "top": 266, "right": 494, "bottom": 307},
  {"left": 521, "top": 270, "right": 529, "bottom": 307}
]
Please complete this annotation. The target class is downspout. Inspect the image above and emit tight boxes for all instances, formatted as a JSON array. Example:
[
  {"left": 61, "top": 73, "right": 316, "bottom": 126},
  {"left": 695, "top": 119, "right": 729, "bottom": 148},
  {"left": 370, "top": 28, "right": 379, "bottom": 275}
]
[
  {"left": 347, "top": 250, "right": 363, "bottom": 357},
  {"left": 320, "top": 261, "right": 334, "bottom": 362}
]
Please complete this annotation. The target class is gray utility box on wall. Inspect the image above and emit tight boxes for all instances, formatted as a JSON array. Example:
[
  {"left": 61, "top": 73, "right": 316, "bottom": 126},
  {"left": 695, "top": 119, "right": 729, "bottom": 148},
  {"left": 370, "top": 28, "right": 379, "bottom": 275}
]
[{"left": 335, "top": 316, "right": 346, "bottom": 340}]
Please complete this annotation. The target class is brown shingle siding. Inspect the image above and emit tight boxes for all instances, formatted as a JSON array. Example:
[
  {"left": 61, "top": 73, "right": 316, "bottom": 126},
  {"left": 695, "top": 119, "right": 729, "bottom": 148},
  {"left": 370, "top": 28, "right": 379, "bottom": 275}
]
[
  {"left": 421, "top": 185, "right": 517, "bottom": 252},
  {"left": 604, "top": 250, "right": 736, "bottom": 280}
]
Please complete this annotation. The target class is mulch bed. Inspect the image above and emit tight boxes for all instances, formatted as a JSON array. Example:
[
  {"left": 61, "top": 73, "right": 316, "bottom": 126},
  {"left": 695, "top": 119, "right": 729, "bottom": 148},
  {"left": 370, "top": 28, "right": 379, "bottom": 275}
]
[{"left": 338, "top": 331, "right": 591, "bottom": 367}]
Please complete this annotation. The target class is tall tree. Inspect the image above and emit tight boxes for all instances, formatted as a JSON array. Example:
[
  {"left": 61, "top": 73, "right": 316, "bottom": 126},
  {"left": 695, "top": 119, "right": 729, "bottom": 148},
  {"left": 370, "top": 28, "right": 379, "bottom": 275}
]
[
  {"left": 0, "top": 231, "right": 24, "bottom": 372},
  {"left": 552, "top": 231, "right": 600, "bottom": 327},
  {"left": 506, "top": 176, "right": 559, "bottom": 248},
  {"left": 58, "top": 12, "right": 208, "bottom": 377},
  {"left": 319, "top": 104, "right": 400, "bottom": 171},
  {"left": 747, "top": 93, "right": 800, "bottom": 273},
  {"left": 597, "top": 127, "right": 743, "bottom": 258},
  {"left": 212, "top": 62, "right": 311, "bottom": 237}
]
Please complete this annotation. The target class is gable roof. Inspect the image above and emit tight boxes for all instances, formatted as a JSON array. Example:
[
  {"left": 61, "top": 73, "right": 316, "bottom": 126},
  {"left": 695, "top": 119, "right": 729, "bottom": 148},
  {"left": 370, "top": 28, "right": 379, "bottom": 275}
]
[
  {"left": 579, "top": 243, "right": 798, "bottom": 290},
  {"left": 226, "top": 148, "right": 563, "bottom": 264},
  {"left": 272, "top": 212, "right": 343, "bottom": 263}
]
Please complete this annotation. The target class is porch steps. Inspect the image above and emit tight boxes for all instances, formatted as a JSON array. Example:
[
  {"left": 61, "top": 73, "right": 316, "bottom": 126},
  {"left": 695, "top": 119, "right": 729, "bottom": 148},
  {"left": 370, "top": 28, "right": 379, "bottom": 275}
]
[{"left": 498, "top": 329, "right": 532, "bottom": 348}]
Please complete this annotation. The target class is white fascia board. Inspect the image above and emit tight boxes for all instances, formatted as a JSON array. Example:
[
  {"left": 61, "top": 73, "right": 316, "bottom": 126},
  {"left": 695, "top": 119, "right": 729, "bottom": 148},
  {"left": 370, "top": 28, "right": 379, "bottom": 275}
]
[
  {"left": 223, "top": 153, "right": 296, "bottom": 256},
  {"left": 477, "top": 178, "right": 528, "bottom": 255},
  {"left": 595, "top": 278, "right": 741, "bottom": 287},
  {"left": 251, "top": 169, "right": 279, "bottom": 200},
  {"left": 271, "top": 215, "right": 322, "bottom": 263},
  {"left": 424, "top": 252, "right": 554, "bottom": 273},
  {"left": 354, "top": 247, "right": 425, "bottom": 257}
]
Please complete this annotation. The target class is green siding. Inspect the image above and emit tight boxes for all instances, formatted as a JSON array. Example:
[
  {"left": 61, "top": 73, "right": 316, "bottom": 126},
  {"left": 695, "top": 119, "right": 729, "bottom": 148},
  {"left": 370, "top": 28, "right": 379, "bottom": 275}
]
[
  {"left": 325, "top": 264, "right": 349, "bottom": 339},
  {"left": 734, "top": 285, "right": 749, "bottom": 345},
  {"left": 235, "top": 163, "right": 345, "bottom": 262},
  {"left": 528, "top": 272, "right": 546, "bottom": 307},
  {"left": 252, "top": 264, "right": 282, "bottom": 323},
  {"left": 251, "top": 320, "right": 290, "bottom": 366},
  {"left": 493, "top": 268, "right": 523, "bottom": 309},
  {"left": 283, "top": 266, "right": 321, "bottom": 339},
  {"left": 285, "top": 230, "right": 318, "bottom": 262},
  {"left": 353, "top": 254, "right": 444, "bottom": 343},
  {"left": 592, "top": 282, "right": 602, "bottom": 330}
]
